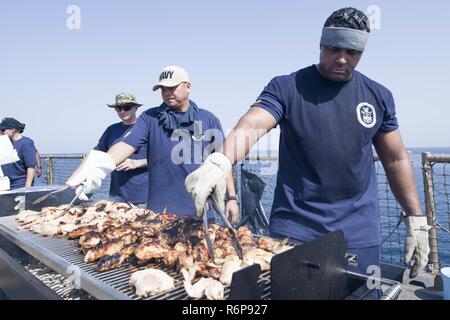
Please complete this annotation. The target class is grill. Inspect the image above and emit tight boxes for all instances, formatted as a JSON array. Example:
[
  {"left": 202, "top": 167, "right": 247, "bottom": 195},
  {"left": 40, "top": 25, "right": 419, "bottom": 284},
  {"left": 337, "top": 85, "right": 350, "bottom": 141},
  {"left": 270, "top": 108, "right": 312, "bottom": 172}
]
[
  {"left": 0, "top": 189, "right": 402, "bottom": 300},
  {"left": 0, "top": 215, "right": 273, "bottom": 300}
]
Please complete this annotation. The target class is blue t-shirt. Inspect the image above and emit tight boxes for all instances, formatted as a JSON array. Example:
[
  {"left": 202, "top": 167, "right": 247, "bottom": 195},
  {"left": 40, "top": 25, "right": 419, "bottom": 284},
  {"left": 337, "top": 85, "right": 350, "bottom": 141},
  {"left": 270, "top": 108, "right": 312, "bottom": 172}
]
[
  {"left": 254, "top": 65, "right": 399, "bottom": 248},
  {"left": 1, "top": 136, "right": 37, "bottom": 189},
  {"left": 122, "top": 101, "right": 224, "bottom": 216},
  {"left": 95, "top": 122, "right": 148, "bottom": 204}
]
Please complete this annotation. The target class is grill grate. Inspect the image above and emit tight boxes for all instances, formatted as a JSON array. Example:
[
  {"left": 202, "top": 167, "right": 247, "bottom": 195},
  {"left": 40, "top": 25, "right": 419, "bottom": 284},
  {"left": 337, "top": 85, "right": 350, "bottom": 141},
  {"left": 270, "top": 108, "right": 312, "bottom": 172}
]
[{"left": 0, "top": 215, "right": 272, "bottom": 300}]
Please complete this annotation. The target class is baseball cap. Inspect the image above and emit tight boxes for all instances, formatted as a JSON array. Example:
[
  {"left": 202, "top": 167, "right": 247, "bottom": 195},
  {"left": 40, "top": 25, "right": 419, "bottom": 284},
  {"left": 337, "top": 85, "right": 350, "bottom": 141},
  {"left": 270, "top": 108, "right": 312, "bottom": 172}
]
[
  {"left": 152, "top": 66, "right": 190, "bottom": 91},
  {"left": 0, "top": 117, "right": 23, "bottom": 131}
]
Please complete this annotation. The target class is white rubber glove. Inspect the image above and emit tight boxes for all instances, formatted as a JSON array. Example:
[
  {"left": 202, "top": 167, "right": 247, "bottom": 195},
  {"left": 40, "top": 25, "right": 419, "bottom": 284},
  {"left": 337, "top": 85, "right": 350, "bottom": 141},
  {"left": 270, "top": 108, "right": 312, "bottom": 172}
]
[
  {"left": 66, "top": 150, "right": 116, "bottom": 201},
  {"left": 0, "top": 135, "right": 20, "bottom": 165},
  {"left": 185, "top": 152, "right": 232, "bottom": 217},
  {"left": 404, "top": 215, "right": 431, "bottom": 278}
]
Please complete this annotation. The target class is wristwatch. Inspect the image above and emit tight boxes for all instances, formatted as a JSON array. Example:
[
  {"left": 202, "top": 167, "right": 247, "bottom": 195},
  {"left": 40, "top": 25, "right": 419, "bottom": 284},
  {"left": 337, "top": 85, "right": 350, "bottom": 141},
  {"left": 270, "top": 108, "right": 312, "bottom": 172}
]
[{"left": 225, "top": 194, "right": 239, "bottom": 203}]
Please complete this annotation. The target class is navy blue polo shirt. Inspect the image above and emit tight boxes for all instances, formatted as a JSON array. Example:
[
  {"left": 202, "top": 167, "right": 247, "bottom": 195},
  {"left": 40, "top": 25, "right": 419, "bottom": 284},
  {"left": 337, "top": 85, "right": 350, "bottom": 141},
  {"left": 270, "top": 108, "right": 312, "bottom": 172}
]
[
  {"left": 95, "top": 122, "right": 148, "bottom": 204},
  {"left": 1, "top": 136, "right": 37, "bottom": 189},
  {"left": 122, "top": 102, "right": 224, "bottom": 216},
  {"left": 254, "top": 65, "right": 399, "bottom": 248}
]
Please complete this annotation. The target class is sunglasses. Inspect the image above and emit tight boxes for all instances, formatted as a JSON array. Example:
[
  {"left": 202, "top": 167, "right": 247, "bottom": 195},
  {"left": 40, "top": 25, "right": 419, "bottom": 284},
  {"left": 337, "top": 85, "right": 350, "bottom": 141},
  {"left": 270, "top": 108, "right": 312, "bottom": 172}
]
[{"left": 115, "top": 105, "right": 134, "bottom": 112}]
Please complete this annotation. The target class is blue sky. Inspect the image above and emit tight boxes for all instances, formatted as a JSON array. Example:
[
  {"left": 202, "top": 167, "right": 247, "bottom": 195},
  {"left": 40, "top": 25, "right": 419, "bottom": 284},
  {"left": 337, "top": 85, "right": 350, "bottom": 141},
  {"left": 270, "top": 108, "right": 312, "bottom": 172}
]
[{"left": 1, "top": 0, "right": 449, "bottom": 152}]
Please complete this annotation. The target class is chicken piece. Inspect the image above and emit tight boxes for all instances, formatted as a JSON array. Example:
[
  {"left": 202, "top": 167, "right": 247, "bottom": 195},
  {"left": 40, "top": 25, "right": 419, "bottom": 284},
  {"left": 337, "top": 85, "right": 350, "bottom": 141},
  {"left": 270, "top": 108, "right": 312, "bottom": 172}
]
[
  {"left": 110, "top": 201, "right": 132, "bottom": 212},
  {"left": 181, "top": 269, "right": 224, "bottom": 300},
  {"left": 64, "top": 206, "right": 85, "bottom": 216},
  {"left": 84, "top": 240, "right": 124, "bottom": 263},
  {"left": 131, "top": 216, "right": 152, "bottom": 229},
  {"left": 156, "top": 213, "right": 177, "bottom": 221},
  {"left": 121, "top": 243, "right": 138, "bottom": 256},
  {"left": 162, "top": 241, "right": 192, "bottom": 267},
  {"left": 195, "top": 262, "right": 222, "bottom": 280},
  {"left": 79, "top": 231, "right": 107, "bottom": 251},
  {"left": 182, "top": 268, "right": 210, "bottom": 299},
  {"left": 215, "top": 227, "right": 232, "bottom": 240},
  {"left": 192, "top": 243, "right": 209, "bottom": 262},
  {"left": 256, "top": 236, "right": 291, "bottom": 253},
  {"left": 238, "top": 234, "right": 256, "bottom": 248},
  {"left": 236, "top": 226, "right": 253, "bottom": 237},
  {"left": 96, "top": 253, "right": 128, "bottom": 272},
  {"left": 135, "top": 226, "right": 159, "bottom": 239},
  {"left": 79, "top": 210, "right": 107, "bottom": 225},
  {"left": 177, "top": 254, "right": 195, "bottom": 272},
  {"left": 134, "top": 239, "right": 170, "bottom": 261},
  {"left": 242, "top": 248, "right": 274, "bottom": 271},
  {"left": 93, "top": 199, "right": 110, "bottom": 211},
  {"left": 129, "top": 269, "right": 175, "bottom": 297},
  {"left": 205, "top": 279, "right": 224, "bottom": 300},
  {"left": 215, "top": 239, "right": 237, "bottom": 257},
  {"left": 161, "top": 249, "right": 182, "bottom": 268},
  {"left": 255, "top": 236, "right": 278, "bottom": 251},
  {"left": 67, "top": 226, "right": 97, "bottom": 239},
  {"left": 16, "top": 210, "right": 40, "bottom": 223},
  {"left": 103, "top": 225, "right": 133, "bottom": 240},
  {"left": 219, "top": 255, "right": 242, "bottom": 285},
  {"left": 174, "top": 241, "right": 192, "bottom": 254},
  {"left": 60, "top": 223, "right": 78, "bottom": 234},
  {"left": 34, "top": 222, "right": 60, "bottom": 237},
  {"left": 119, "top": 233, "right": 138, "bottom": 246}
]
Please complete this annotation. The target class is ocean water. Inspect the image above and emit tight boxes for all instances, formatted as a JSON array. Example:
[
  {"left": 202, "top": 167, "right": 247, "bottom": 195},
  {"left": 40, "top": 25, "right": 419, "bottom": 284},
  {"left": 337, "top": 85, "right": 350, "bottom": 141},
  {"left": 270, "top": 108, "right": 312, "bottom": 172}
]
[{"left": 34, "top": 147, "right": 450, "bottom": 267}]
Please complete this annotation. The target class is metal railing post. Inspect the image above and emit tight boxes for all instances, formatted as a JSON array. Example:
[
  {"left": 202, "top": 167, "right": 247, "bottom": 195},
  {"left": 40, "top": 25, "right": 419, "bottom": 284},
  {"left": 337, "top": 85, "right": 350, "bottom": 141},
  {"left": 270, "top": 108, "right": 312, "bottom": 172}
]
[
  {"left": 46, "top": 154, "right": 53, "bottom": 186},
  {"left": 421, "top": 152, "right": 440, "bottom": 271}
]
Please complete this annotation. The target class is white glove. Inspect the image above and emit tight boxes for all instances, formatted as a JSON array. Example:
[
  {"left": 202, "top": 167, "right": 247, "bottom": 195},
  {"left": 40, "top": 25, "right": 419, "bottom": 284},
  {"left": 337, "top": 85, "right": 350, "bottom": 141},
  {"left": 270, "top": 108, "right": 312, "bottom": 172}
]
[
  {"left": 66, "top": 150, "right": 116, "bottom": 201},
  {"left": 185, "top": 152, "right": 232, "bottom": 217},
  {"left": 0, "top": 135, "right": 20, "bottom": 165},
  {"left": 404, "top": 215, "right": 431, "bottom": 278}
]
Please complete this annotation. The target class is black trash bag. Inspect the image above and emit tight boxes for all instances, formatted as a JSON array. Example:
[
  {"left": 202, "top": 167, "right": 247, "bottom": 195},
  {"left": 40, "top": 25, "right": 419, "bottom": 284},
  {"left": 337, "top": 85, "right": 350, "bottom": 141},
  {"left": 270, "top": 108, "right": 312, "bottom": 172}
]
[{"left": 237, "top": 168, "right": 270, "bottom": 236}]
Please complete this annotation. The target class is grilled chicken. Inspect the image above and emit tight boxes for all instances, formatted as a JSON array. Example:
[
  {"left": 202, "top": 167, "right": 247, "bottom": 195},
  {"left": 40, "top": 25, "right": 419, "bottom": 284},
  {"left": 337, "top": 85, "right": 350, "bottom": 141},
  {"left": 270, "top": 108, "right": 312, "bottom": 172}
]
[
  {"left": 121, "top": 243, "right": 138, "bottom": 256},
  {"left": 192, "top": 243, "right": 210, "bottom": 262},
  {"left": 17, "top": 200, "right": 292, "bottom": 291},
  {"left": 79, "top": 231, "right": 107, "bottom": 251},
  {"left": 84, "top": 239, "right": 124, "bottom": 263},
  {"left": 16, "top": 210, "right": 40, "bottom": 223},
  {"left": 68, "top": 226, "right": 97, "bottom": 239},
  {"left": 134, "top": 239, "right": 170, "bottom": 261},
  {"left": 219, "top": 255, "right": 242, "bottom": 285},
  {"left": 129, "top": 269, "right": 175, "bottom": 297},
  {"left": 242, "top": 248, "right": 274, "bottom": 271},
  {"left": 195, "top": 262, "right": 222, "bottom": 279},
  {"left": 204, "top": 279, "right": 224, "bottom": 300},
  {"left": 135, "top": 226, "right": 160, "bottom": 240},
  {"left": 181, "top": 269, "right": 224, "bottom": 300},
  {"left": 96, "top": 253, "right": 128, "bottom": 272}
]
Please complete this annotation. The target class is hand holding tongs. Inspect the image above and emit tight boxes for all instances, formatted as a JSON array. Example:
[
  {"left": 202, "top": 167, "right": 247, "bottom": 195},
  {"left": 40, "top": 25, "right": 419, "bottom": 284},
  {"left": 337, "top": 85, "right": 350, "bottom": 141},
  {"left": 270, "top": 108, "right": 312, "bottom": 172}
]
[{"left": 209, "top": 196, "right": 243, "bottom": 259}]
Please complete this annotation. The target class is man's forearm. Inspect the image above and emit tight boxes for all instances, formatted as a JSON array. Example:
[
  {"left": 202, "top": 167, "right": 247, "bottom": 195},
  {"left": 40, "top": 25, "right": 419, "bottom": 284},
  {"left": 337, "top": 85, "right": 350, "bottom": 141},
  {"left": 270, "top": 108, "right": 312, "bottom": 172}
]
[
  {"left": 25, "top": 167, "right": 35, "bottom": 187},
  {"left": 108, "top": 142, "right": 137, "bottom": 165},
  {"left": 226, "top": 172, "right": 237, "bottom": 197},
  {"left": 220, "top": 107, "right": 277, "bottom": 164},
  {"left": 384, "top": 157, "right": 422, "bottom": 215}
]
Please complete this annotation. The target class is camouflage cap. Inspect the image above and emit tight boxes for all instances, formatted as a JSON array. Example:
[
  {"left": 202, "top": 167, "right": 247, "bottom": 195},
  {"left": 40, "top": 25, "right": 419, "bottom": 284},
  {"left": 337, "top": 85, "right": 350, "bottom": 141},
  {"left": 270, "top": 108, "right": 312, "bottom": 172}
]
[{"left": 107, "top": 92, "right": 143, "bottom": 108}]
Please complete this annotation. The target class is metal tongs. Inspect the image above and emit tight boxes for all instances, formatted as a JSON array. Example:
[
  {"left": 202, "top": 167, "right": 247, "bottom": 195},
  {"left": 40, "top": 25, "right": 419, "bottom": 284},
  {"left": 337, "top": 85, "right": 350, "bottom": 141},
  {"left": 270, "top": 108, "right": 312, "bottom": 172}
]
[
  {"left": 206, "top": 195, "right": 244, "bottom": 260},
  {"left": 32, "top": 185, "right": 70, "bottom": 205},
  {"left": 53, "top": 184, "right": 85, "bottom": 219},
  {"left": 203, "top": 205, "right": 215, "bottom": 261}
]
